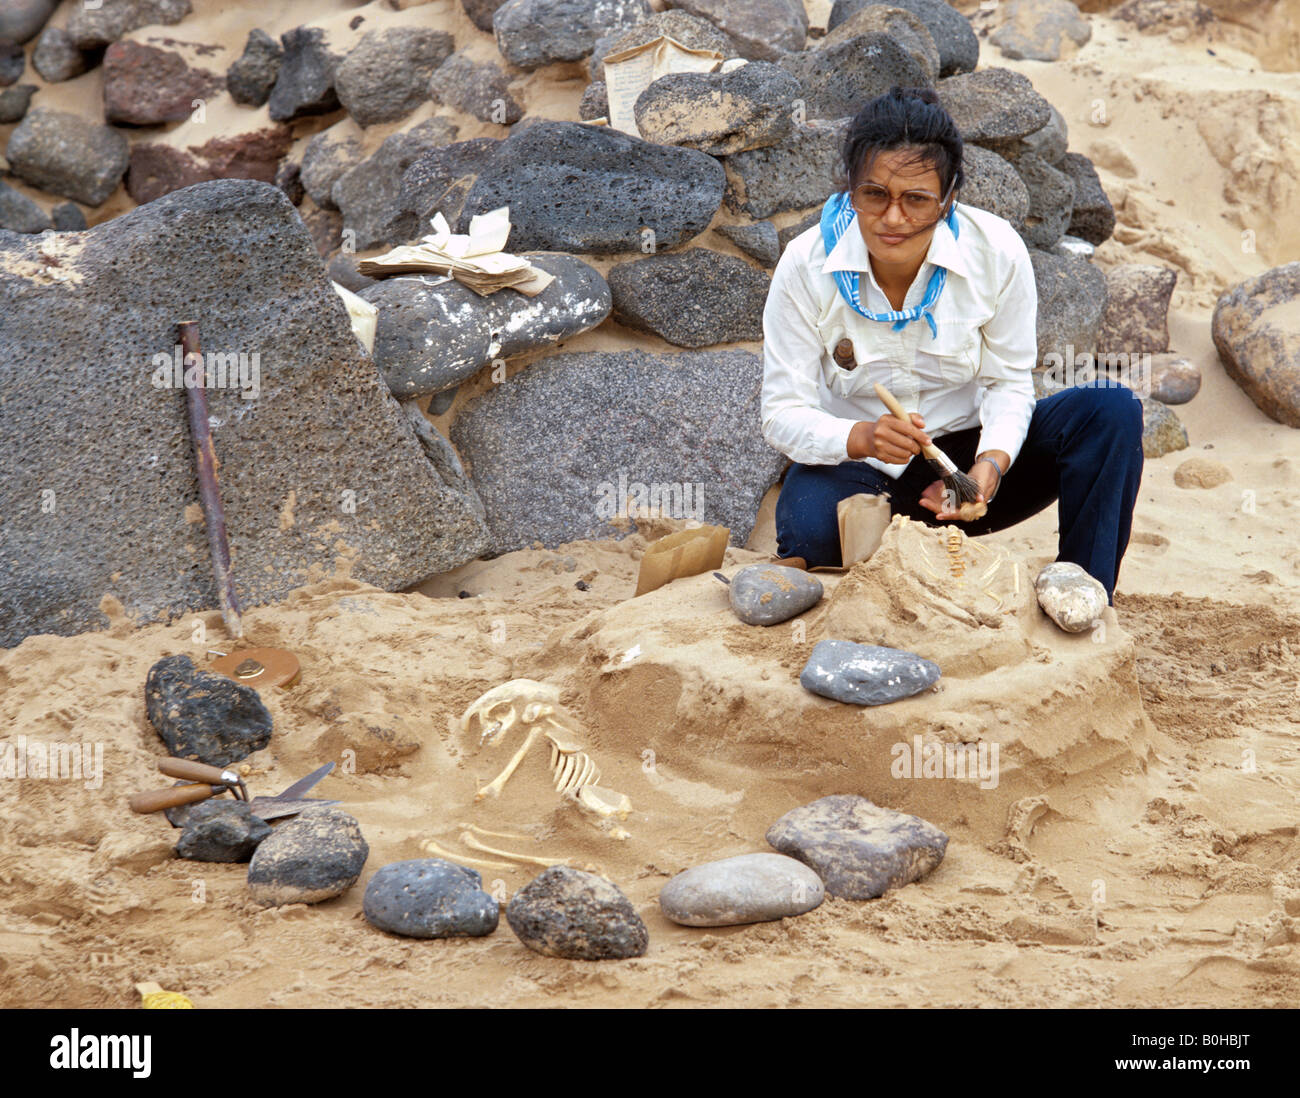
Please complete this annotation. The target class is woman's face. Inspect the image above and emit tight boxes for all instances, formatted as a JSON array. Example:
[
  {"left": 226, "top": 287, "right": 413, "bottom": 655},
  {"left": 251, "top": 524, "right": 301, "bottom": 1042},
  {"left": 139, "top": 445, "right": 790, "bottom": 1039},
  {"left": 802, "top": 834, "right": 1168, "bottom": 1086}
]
[{"left": 852, "top": 147, "right": 947, "bottom": 269}]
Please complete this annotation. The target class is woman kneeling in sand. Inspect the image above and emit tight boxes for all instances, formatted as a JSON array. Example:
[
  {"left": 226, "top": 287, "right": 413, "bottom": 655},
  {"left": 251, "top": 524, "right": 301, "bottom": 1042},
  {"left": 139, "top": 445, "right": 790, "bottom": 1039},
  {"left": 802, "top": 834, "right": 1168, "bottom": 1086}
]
[{"left": 761, "top": 85, "right": 1144, "bottom": 603}]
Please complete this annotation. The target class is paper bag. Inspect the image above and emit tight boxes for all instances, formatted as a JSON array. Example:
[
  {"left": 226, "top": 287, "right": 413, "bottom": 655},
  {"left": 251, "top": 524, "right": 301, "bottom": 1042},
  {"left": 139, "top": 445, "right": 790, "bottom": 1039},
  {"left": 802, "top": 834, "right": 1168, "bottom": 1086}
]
[
  {"left": 634, "top": 525, "right": 730, "bottom": 597},
  {"left": 837, "top": 493, "right": 891, "bottom": 567},
  {"left": 603, "top": 35, "right": 725, "bottom": 137}
]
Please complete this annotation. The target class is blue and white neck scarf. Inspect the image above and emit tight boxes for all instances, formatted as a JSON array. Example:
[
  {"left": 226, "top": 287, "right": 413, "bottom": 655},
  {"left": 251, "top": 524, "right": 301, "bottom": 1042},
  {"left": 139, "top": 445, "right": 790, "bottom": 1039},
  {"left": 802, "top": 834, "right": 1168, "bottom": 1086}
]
[{"left": 820, "top": 189, "right": 960, "bottom": 340}]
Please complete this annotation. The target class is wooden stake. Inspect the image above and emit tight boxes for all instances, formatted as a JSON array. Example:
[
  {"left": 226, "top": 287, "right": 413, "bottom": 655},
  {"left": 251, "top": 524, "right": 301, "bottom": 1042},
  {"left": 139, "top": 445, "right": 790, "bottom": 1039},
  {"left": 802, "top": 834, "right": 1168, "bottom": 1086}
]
[{"left": 177, "top": 320, "right": 243, "bottom": 640}]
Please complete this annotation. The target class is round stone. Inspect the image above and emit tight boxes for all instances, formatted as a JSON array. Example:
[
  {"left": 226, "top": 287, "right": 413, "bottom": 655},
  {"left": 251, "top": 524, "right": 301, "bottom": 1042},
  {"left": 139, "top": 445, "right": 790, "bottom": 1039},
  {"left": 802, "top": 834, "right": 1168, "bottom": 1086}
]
[
  {"left": 1034, "top": 561, "right": 1107, "bottom": 633},
  {"left": 729, "top": 563, "right": 823, "bottom": 625},
  {"left": 506, "top": 865, "right": 647, "bottom": 960},
  {"left": 247, "top": 808, "right": 369, "bottom": 907},
  {"left": 799, "top": 638, "right": 941, "bottom": 705},
  {"left": 1173, "top": 457, "right": 1231, "bottom": 490},
  {"left": 363, "top": 859, "right": 499, "bottom": 939},
  {"left": 659, "top": 852, "right": 824, "bottom": 927}
]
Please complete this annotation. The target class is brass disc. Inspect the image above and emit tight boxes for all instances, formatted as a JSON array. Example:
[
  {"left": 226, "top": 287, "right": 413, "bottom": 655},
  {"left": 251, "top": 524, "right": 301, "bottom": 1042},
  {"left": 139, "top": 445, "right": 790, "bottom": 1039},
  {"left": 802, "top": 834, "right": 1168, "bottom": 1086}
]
[{"left": 209, "top": 647, "right": 301, "bottom": 689}]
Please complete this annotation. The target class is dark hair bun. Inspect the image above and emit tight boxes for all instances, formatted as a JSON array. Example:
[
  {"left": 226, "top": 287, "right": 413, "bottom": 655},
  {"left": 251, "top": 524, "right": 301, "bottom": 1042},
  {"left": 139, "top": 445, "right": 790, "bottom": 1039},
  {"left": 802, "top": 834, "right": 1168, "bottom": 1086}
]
[{"left": 836, "top": 85, "right": 965, "bottom": 198}]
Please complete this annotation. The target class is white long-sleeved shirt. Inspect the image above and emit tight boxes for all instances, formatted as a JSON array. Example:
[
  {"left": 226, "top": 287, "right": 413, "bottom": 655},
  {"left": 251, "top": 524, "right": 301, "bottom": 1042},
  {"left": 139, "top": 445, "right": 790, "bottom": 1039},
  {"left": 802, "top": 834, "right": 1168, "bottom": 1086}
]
[{"left": 761, "top": 201, "right": 1038, "bottom": 478}]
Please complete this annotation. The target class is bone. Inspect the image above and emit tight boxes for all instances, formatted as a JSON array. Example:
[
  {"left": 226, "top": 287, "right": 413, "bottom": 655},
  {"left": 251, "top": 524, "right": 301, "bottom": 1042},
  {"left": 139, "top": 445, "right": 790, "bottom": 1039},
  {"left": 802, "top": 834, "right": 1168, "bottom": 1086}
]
[{"left": 459, "top": 831, "right": 568, "bottom": 868}]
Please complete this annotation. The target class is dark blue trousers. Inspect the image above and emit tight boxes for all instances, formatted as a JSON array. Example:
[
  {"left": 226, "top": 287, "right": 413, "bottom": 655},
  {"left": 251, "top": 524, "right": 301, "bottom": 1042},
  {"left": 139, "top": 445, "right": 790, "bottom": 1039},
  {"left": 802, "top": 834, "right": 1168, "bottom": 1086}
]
[{"left": 774, "top": 381, "right": 1145, "bottom": 603}]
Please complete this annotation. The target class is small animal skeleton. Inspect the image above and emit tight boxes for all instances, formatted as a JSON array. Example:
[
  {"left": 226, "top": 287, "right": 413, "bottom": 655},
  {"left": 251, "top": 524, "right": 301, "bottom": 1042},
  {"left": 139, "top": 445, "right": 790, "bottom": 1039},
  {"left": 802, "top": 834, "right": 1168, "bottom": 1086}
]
[{"left": 458, "top": 679, "right": 632, "bottom": 841}]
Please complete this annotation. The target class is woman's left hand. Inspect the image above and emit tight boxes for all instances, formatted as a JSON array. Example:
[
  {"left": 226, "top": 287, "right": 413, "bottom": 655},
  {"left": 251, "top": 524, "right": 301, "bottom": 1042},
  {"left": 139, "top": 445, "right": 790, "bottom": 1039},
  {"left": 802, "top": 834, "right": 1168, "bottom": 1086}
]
[{"left": 918, "top": 461, "right": 999, "bottom": 520}]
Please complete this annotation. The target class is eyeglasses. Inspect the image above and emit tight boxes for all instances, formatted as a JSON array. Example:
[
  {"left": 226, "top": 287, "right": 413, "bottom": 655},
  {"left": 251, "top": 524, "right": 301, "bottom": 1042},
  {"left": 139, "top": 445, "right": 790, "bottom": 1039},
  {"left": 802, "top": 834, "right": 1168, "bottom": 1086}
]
[{"left": 850, "top": 177, "right": 957, "bottom": 224}]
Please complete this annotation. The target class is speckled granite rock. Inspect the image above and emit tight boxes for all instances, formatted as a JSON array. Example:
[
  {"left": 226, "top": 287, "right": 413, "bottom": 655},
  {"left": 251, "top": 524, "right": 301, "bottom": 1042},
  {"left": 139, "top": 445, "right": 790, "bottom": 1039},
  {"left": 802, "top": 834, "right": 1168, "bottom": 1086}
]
[
  {"left": 247, "top": 808, "right": 368, "bottom": 906},
  {"left": 507, "top": 866, "right": 647, "bottom": 960}
]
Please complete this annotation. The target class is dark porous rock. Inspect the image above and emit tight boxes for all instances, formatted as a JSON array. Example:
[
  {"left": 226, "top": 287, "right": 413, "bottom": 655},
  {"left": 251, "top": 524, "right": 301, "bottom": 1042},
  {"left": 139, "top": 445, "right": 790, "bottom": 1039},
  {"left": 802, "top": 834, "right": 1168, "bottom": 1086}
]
[
  {"left": 590, "top": 9, "right": 737, "bottom": 82},
  {"left": 0, "top": 180, "right": 51, "bottom": 234},
  {"left": 0, "top": 180, "right": 490, "bottom": 648},
  {"left": 1059, "top": 151, "right": 1115, "bottom": 246},
  {"left": 50, "top": 202, "right": 87, "bottom": 231},
  {"left": 303, "top": 204, "right": 343, "bottom": 256},
  {"left": 175, "top": 800, "right": 271, "bottom": 863},
  {"left": 360, "top": 252, "right": 611, "bottom": 398},
  {"left": 829, "top": 0, "right": 977, "bottom": 75},
  {"left": 403, "top": 120, "right": 724, "bottom": 254},
  {"left": 333, "top": 116, "right": 460, "bottom": 250},
  {"left": 401, "top": 405, "right": 487, "bottom": 527},
  {"left": 724, "top": 117, "right": 846, "bottom": 220},
  {"left": 0, "top": 0, "right": 57, "bottom": 45},
  {"left": 1098, "top": 264, "right": 1177, "bottom": 356},
  {"left": 267, "top": 26, "right": 340, "bottom": 123},
  {"left": 363, "top": 859, "right": 499, "bottom": 939},
  {"left": 506, "top": 865, "right": 648, "bottom": 960},
  {"left": 818, "top": 4, "right": 940, "bottom": 82},
  {"left": 226, "top": 28, "right": 283, "bottom": 107},
  {"left": 777, "top": 207, "right": 821, "bottom": 251},
  {"left": 463, "top": 0, "right": 511, "bottom": 32},
  {"left": 0, "top": 41, "right": 25, "bottom": 86},
  {"left": 1010, "top": 150, "right": 1072, "bottom": 250},
  {"left": 579, "top": 81, "right": 608, "bottom": 121},
  {"left": 799, "top": 638, "right": 940, "bottom": 705},
  {"left": 716, "top": 219, "right": 780, "bottom": 267},
  {"left": 326, "top": 252, "right": 375, "bottom": 293},
  {"left": 959, "top": 144, "right": 1030, "bottom": 233},
  {"left": 494, "top": 0, "right": 652, "bottom": 71},
  {"left": 275, "top": 158, "right": 303, "bottom": 205},
  {"left": 67, "top": 0, "right": 192, "bottom": 51},
  {"left": 634, "top": 60, "right": 798, "bottom": 155},
  {"left": 1147, "top": 353, "right": 1200, "bottom": 405},
  {"left": 1212, "top": 263, "right": 1300, "bottom": 428},
  {"left": 5, "top": 108, "right": 129, "bottom": 206},
  {"left": 427, "top": 387, "right": 458, "bottom": 416},
  {"left": 937, "top": 67, "right": 1052, "bottom": 151},
  {"left": 32, "top": 28, "right": 88, "bottom": 84},
  {"left": 300, "top": 119, "right": 364, "bottom": 210},
  {"left": 451, "top": 349, "right": 788, "bottom": 553},
  {"left": 125, "top": 126, "right": 293, "bottom": 204},
  {"left": 428, "top": 51, "right": 522, "bottom": 125},
  {"left": 672, "top": 0, "right": 808, "bottom": 61},
  {"left": 991, "top": 0, "right": 1091, "bottom": 62},
  {"left": 1030, "top": 248, "right": 1107, "bottom": 374},
  {"left": 608, "top": 247, "right": 768, "bottom": 347},
  {"left": 103, "top": 41, "right": 223, "bottom": 127},
  {"left": 0, "top": 83, "right": 36, "bottom": 124},
  {"left": 1020, "top": 100, "right": 1068, "bottom": 166},
  {"left": 145, "top": 653, "right": 273, "bottom": 765},
  {"left": 336, "top": 26, "right": 454, "bottom": 127},
  {"left": 728, "top": 563, "right": 823, "bottom": 625},
  {"left": 1140, "top": 396, "right": 1188, "bottom": 458},
  {"left": 659, "top": 852, "right": 824, "bottom": 926},
  {"left": 778, "top": 32, "right": 931, "bottom": 120},
  {"left": 766, "top": 794, "right": 949, "bottom": 899},
  {"left": 247, "top": 808, "right": 369, "bottom": 907}
]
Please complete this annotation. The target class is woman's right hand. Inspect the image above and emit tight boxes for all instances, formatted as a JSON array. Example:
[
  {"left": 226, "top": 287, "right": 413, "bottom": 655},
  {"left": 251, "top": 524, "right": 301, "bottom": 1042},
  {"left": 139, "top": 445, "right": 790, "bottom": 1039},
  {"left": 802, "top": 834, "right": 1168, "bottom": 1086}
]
[{"left": 847, "top": 413, "right": 932, "bottom": 463}]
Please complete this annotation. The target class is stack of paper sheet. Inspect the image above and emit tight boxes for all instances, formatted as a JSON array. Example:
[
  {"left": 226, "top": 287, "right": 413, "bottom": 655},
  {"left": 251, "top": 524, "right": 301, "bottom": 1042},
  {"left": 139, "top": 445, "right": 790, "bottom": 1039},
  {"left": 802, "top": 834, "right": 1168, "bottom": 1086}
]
[{"left": 357, "top": 207, "right": 555, "bottom": 297}]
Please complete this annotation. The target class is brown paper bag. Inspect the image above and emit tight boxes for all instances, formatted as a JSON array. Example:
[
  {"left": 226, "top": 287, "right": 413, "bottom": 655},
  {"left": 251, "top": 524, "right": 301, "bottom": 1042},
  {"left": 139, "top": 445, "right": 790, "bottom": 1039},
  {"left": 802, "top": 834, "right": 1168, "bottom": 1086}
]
[
  {"left": 634, "top": 524, "right": 730, "bottom": 597},
  {"left": 837, "top": 493, "right": 891, "bottom": 567}
]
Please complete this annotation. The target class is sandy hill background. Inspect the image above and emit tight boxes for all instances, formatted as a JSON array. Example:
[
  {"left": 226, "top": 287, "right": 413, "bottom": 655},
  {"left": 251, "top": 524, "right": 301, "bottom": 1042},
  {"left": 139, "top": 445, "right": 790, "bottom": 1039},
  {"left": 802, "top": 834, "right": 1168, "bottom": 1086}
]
[{"left": 1, "top": 0, "right": 1299, "bottom": 1008}]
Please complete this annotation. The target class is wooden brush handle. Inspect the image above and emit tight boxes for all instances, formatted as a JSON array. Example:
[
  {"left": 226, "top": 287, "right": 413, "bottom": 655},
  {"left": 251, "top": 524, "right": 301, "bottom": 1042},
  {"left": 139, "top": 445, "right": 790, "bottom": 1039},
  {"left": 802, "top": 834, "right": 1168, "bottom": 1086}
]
[
  {"left": 158, "top": 758, "right": 235, "bottom": 784},
  {"left": 872, "top": 383, "right": 942, "bottom": 462},
  {"left": 129, "top": 784, "right": 222, "bottom": 814}
]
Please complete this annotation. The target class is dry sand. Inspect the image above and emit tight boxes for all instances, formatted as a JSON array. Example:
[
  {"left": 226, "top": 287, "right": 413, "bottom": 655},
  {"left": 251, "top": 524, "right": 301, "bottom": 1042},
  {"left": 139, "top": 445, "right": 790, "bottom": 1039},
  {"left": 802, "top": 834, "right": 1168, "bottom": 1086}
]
[{"left": 2, "top": 1, "right": 1300, "bottom": 1008}]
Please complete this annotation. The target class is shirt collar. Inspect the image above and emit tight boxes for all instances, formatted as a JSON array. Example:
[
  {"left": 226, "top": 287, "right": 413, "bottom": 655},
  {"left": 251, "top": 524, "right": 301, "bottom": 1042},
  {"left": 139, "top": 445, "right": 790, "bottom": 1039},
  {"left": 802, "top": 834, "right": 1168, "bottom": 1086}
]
[{"left": 821, "top": 202, "right": 969, "bottom": 282}]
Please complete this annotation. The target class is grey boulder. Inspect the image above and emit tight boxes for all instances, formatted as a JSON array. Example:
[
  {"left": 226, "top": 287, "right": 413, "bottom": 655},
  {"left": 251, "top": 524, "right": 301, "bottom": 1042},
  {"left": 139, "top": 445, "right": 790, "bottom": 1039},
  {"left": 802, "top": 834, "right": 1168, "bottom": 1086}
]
[
  {"left": 0, "top": 0, "right": 57, "bottom": 45},
  {"left": 671, "top": 0, "right": 808, "bottom": 61},
  {"left": 0, "top": 181, "right": 50, "bottom": 234},
  {"left": 818, "top": 5, "right": 940, "bottom": 82},
  {"left": 66, "top": 0, "right": 191, "bottom": 51},
  {"left": 267, "top": 26, "right": 339, "bottom": 123},
  {"left": 494, "top": 0, "right": 651, "bottom": 70},
  {"left": 724, "top": 117, "right": 846, "bottom": 219},
  {"left": 0, "top": 84, "right": 35, "bottom": 124},
  {"left": 1140, "top": 397, "right": 1189, "bottom": 458},
  {"left": 1035, "top": 561, "right": 1107, "bottom": 631},
  {"left": 1059, "top": 152, "right": 1115, "bottom": 246},
  {"left": 335, "top": 26, "right": 454, "bottom": 127},
  {"left": 659, "top": 852, "right": 824, "bottom": 927},
  {"left": 1011, "top": 151, "right": 1073, "bottom": 250},
  {"left": 766, "top": 794, "right": 949, "bottom": 899},
  {"left": 359, "top": 252, "right": 611, "bottom": 398},
  {"left": 428, "top": 52, "right": 523, "bottom": 125},
  {"left": 506, "top": 866, "right": 648, "bottom": 960},
  {"left": 777, "top": 32, "right": 932, "bottom": 120},
  {"left": 0, "top": 180, "right": 489, "bottom": 649},
  {"left": 829, "top": 0, "right": 977, "bottom": 75},
  {"left": 1031, "top": 248, "right": 1107, "bottom": 376},
  {"left": 300, "top": 119, "right": 365, "bottom": 210},
  {"left": 450, "top": 349, "right": 788, "bottom": 553},
  {"left": 960, "top": 144, "right": 1030, "bottom": 234},
  {"left": 800, "top": 638, "right": 941, "bottom": 705},
  {"left": 247, "top": 808, "right": 369, "bottom": 907},
  {"left": 728, "top": 563, "right": 823, "bottom": 625},
  {"left": 715, "top": 220, "right": 780, "bottom": 268},
  {"left": 991, "top": 0, "right": 1091, "bottom": 62},
  {"left": 32, "top": 28, "right": 88, "bottom": 84},
  {"left": 226, "top": 28, "right": 283, "bottom": 107},
  {"left": 5, "top": 108, "right": 130, "bottom": 207},
  {"left": 402, "top": 120, "right": 725, "bottom": 254},
  {"left": 1098, "top": 264, "right": 1177, "bottom": 356},
  {"left": 937, "top": 67, "right": 1052, "bottom": 151},
  {"left": 607, "top": 247, "right": 769, "bottom": 347},
  {"left": 175, "top": 800, "right": 271, "bottom": 863},
  {"left": 634, "top": 61, "right": 799, "bottom": 155},
  {"left": 364, "top": 859, "right": 499, "bottom": 939}
]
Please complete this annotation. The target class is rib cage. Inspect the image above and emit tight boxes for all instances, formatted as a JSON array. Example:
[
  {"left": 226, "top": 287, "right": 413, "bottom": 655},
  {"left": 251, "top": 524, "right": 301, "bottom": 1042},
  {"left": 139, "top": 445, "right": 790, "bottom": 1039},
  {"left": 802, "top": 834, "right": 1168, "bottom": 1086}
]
[{"left": 549, "top": 738, "right": 601, "bottom": 794}]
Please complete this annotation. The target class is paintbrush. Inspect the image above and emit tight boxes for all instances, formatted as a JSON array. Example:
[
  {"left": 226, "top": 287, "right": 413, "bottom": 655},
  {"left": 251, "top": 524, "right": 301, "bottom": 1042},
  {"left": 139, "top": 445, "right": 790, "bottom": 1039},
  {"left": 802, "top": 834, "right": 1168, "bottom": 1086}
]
[{"left": 872, "top": 382, "right": 982, "bottom": 508}]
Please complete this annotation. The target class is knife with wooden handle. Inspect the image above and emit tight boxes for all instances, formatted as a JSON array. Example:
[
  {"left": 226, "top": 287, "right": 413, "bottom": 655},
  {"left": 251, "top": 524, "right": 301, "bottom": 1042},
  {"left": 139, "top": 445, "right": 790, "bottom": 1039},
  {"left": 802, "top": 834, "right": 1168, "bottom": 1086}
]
[{"left": 129, "top": 783, "right": 226, "bottom": 814}]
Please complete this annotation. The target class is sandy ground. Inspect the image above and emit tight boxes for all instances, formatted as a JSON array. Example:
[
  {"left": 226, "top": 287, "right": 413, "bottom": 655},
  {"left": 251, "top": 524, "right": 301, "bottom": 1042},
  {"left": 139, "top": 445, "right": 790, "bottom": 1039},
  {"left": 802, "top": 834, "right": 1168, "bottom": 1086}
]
[{"left": 2, "top": 2, "right": 1300, "bottom": 1008}]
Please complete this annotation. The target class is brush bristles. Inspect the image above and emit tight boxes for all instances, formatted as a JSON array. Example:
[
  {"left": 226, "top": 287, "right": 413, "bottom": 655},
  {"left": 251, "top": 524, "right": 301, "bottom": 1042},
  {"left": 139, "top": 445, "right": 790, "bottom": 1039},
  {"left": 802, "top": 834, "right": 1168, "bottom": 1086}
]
[{"left": 944, "top": 469, "right": 984, "bottom": 504}]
